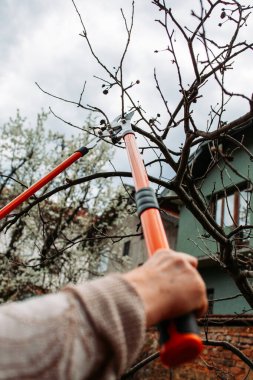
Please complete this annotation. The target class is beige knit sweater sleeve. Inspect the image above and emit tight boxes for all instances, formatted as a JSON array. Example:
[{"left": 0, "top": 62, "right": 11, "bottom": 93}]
[{"left": 0, "top": 275, "right": 146, "bottom": 380}]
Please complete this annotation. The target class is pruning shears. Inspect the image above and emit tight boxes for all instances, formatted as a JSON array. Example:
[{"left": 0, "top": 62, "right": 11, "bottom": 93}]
[
  {"left": 0, "top": 110, "right": 203, "bottom": 367},
  {"left": 100, "top": 110, "right": 203, "bottom": 367}
]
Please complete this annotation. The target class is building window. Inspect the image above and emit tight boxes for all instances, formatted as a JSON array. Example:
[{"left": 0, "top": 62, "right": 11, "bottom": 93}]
[
  {"left": 123, "top": 241, "right": 131, "bottom": 256},
  {"left": 207, "top": 288, "right": 214, "bottom": 314},
  {"left": 212, "top": 185, "right": 251, "bottom": 245},
  {"left": 97, "top": 254, "right": 109, "bottom": 273},
  {"left": 214, "top": 190, "right": 249, "bottom": 227}
]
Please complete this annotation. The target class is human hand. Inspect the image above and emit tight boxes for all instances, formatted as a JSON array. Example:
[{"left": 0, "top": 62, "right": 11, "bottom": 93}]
[{"left": 123, "top": 249, "right": 208, "bottom": 327}]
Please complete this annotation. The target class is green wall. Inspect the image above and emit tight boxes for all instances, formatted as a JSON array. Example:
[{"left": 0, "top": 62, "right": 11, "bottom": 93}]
[
  {"left": 200, "top": 266, "right": 250, "bottom": 314},
  {"left": 177, "top": 131, "right": 253, "bottom": 257},
  {"left": 176, "top": 128, "right": 253, "bottom": 314}
]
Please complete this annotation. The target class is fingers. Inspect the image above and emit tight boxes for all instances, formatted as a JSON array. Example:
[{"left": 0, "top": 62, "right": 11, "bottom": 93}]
[
  {"left": 139, "top": 248, "right": 208, "bottom": 324},
  {"left": 124, "top": 247, "right": 208, "bottom": 326},
  {"left": 152, "top": 248, "right": 198, "bottom": 268}
]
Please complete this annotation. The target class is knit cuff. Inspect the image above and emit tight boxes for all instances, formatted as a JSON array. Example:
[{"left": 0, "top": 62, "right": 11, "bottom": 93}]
[{"left": 65, "top": 274, "right": 146, "bottom": 376}]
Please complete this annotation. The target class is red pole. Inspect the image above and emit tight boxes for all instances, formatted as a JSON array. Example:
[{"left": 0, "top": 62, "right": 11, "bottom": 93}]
[
  {"left": 0, "top": 147, "right": 89, "bottom": 220},
  {"left": 124, "top": 132, "right": 203, "bottom": 367}
]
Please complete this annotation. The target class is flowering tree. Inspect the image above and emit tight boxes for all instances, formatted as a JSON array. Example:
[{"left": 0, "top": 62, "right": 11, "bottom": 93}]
[{"left": 0, "top": 111, "right": 133, "bottom": 301}]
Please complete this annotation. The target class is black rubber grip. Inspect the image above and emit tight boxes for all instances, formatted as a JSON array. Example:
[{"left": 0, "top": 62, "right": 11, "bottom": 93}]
[
  {"left": 76, "top": 147, "right": 89, "bottom": 156},
  {"left": 158, "top": 313, "right": 200, "bottom": 345},
  {"left": 135, "top": 187, "right": 159, "bottom": 216}
]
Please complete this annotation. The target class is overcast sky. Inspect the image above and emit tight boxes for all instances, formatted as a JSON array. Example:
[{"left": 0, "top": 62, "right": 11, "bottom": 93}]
[
  {"left": 1, "top": 0, "right": 253, "bottom": 181},
  {"left": 0, "top": 0, "right": 165, "bottom": 129}
]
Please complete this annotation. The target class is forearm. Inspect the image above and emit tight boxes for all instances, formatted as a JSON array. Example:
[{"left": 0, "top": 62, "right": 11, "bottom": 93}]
[{"left": 0, "top": 275, "right": 145, "bottom": 380}]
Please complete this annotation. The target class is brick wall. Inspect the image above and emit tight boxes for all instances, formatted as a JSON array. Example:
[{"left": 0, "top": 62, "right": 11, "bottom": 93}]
[{"left": 128, "top": 325, "right": 253, "bottom": 380}]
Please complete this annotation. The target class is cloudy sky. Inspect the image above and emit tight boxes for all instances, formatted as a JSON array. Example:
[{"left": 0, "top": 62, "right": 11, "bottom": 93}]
[
  {"left": 0, "top": 0, "right": 165, "bottom": 129},
  {"left": 1, "top": 0, "right": 253, "bottom": 180}
]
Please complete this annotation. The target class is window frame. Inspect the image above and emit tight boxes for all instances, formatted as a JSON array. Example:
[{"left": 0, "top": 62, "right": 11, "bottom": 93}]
[
  {"left": 210, "top": 182, "right": 251, "bottom": 246},
  {"left": 207, "top": 288, "right": 214, "bottom": 314},
  {"left": 122, "top": 240, "right": 131, "bottom": 256}
]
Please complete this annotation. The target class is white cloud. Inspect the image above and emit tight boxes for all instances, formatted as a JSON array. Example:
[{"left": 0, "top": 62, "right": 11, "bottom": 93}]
[{"left": 0, "top": 0, "right": 252, "bottom": 179}]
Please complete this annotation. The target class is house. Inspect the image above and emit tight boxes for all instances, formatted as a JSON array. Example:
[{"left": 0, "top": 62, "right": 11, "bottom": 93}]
[{"left": 174, "top": 119, "right": 253, "bottom": 315}]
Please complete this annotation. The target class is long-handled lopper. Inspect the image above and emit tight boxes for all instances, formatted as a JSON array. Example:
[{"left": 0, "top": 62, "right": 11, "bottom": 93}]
[
  {"left": 1, "top": 111, "right": 203, "bottom": 366},
  {"left": 0, "top": 146, "right": 91, "bottom": 220},
  {"left": 100, "top": 110, "right": 203, "bottom": 367}
]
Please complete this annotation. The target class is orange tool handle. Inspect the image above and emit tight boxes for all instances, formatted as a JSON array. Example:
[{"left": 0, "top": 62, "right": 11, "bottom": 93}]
[
  {"left": 124, "top": 133, "right": 203, "bottom": 367},
  {"left": 0, "top": 147, "right": 89, "bottom": 220}
]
